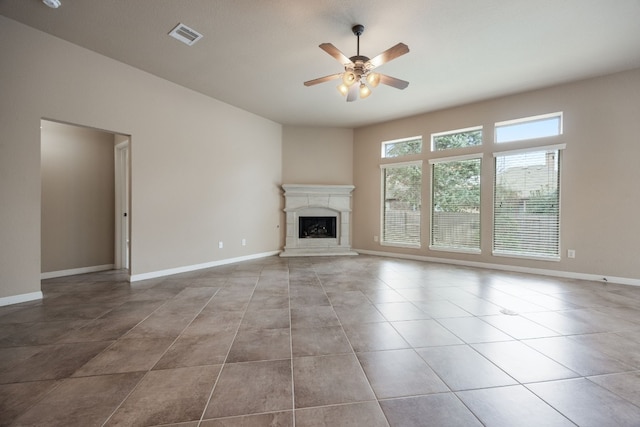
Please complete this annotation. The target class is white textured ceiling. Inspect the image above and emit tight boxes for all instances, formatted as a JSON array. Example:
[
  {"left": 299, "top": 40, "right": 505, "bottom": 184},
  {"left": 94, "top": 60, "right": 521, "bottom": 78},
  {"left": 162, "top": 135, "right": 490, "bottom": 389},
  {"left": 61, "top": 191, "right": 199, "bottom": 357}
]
[{"left": 2, "top": 0, "right": 640, "bottom": 128}]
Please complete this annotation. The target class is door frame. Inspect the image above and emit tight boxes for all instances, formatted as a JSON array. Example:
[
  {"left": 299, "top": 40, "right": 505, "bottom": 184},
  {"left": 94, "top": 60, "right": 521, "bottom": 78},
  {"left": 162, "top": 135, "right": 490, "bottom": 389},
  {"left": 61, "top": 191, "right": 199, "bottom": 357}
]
[{"left": 114, "top": 140, "right": 130, "bottom": 270}]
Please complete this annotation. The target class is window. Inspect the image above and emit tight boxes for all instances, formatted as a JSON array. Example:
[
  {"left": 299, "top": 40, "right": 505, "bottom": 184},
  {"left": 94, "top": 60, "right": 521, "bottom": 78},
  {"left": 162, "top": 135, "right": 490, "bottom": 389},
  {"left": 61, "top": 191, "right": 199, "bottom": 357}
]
[
  {"left": 430, "top": 155, "right": 482, "bottom": 252},
  {"left": 432, "top": 127, "right": 482, "bottom": 151},
  {"left": 381, "top": 161, "right": 422, "bottom": 247},
  {"left": 382, "top": 136, "right": 422, "bottom": 158},
  {"left": 493, "top": 145, "right": 565, "bottom": 259},
  {"left": 495, "top": 112, "right": 562, "bottom": 143}
]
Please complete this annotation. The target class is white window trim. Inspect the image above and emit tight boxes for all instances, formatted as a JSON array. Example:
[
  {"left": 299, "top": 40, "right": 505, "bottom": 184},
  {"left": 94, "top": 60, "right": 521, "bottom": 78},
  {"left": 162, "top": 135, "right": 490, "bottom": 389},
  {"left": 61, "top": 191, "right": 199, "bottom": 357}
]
[
  {"left": 491, "top": 251, "right": 561, "bottom": 262},
  {"left": 380, "top": 160, "right": 423, "bottom": 249},
  {"left": 429, "top": 153, "right": 484, "bottom": 164},
  {"left": 429, "top": 245, "right": 482, "bottom": 255},
  {"left": 380, "top": 160, "right": 423, "bottom": 169},
  {"left": 381, "top": 136, "right": 423, "bottom": 158},
  {"left": 492, "top": 143, "right": 566, "bottom": 158},
  {"left": 431, "top": 125, "right": 483, "bottom": 152},
  {"left": 381, "top": 241, "right": 422, "bottom": 249}
]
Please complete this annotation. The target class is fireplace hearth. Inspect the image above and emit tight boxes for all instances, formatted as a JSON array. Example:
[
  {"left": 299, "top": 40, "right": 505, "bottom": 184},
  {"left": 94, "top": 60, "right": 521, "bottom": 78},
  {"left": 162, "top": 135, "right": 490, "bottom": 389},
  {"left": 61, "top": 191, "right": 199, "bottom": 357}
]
[{"left": 280, "top": 184, "right": 357, "bottom": 257}]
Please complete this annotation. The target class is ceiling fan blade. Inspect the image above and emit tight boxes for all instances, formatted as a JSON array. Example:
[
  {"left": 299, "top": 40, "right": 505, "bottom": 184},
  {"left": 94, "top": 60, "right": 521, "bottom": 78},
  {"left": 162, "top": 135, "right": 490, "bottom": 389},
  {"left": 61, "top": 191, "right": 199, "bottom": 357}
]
[
  {"left": 378, "top": 74, "right": 410, "bottom": 90},
  {"left": 304, "top": 73, "right": 343, "bottom": 87},
  {"left": 346, "top": 82, "right": 358, "bottom": 102},
  {"left": 319, "top": 43, "right": 353, "bottom": 66},
  {"left": 367, "top": 43, "right": 409, "bottom": 68}
]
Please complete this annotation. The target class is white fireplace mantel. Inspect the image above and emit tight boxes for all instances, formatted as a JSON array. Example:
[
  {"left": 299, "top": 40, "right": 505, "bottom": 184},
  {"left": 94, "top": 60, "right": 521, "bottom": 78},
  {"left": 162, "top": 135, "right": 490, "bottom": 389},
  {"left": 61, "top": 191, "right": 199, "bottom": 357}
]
[{"left": 280, "top": 184, "right": 358, "bottom": 257}]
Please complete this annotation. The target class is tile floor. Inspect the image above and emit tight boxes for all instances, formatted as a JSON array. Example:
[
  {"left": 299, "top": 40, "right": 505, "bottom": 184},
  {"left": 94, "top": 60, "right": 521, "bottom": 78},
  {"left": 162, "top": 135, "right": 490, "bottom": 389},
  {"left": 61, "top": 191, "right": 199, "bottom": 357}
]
[{"left": 1, "top": 255, "right": 640, "bottom": 426}]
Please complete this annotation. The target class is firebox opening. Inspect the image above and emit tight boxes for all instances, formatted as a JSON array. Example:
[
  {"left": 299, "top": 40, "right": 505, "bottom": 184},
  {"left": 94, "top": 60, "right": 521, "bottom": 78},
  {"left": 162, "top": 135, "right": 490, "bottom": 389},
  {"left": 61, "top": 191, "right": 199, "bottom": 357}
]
[{"left": 299, "top": 216, "right": 337, "bottom": 239}]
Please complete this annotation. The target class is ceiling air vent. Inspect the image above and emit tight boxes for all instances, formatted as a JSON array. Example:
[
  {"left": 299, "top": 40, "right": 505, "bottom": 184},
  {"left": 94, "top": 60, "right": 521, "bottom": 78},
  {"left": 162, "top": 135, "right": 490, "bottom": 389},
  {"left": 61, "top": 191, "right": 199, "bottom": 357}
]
[{"left": 168, "top": 23, "right": 203, "bottom": 46}]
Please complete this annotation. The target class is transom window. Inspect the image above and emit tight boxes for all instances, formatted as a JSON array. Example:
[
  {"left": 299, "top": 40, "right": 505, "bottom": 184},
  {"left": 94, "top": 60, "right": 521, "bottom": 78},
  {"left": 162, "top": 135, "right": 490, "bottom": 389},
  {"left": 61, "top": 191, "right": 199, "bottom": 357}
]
[
  {"left": 495, "top": 112, "right": 562, "bottom": 143},
  {"left": 431, "top": 126, "right": 482, "bottom": 151},
  {"left": 382, "top": 136, "right": 422, "bottom": 158}
]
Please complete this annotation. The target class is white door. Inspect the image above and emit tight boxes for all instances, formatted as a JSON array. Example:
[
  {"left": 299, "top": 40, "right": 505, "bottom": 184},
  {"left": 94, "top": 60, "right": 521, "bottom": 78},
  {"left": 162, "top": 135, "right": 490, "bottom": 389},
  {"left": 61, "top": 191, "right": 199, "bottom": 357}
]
[{"left": 114, "top": 140, "right": 130, "bottom": 270}]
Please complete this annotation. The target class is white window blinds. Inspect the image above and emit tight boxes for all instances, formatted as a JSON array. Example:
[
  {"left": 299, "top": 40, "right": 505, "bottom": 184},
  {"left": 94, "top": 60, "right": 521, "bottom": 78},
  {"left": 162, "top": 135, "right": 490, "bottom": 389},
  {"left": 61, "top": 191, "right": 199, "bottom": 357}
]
[
  {"left": 493, "top": 145, "right": 564, "bottom": 259},
  {"left": 431, "top": 156, "right": 482, "bottom": 252},
  {"left": 381, "top": 162, "right": 422, "bottom": 247}
]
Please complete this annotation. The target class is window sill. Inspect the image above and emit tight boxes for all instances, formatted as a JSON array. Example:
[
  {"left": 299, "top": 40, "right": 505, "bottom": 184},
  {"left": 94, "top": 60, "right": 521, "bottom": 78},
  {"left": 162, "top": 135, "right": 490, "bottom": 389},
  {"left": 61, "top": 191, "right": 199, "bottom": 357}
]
[
  {"left": 380, "top": 241, "right": 421, "bottom": 249},
  {"left": 429, "top": 246, "right": 481, "bottom": 255},
  {"left": 492, "top": 251, "right": 560, "bottom": 262}
]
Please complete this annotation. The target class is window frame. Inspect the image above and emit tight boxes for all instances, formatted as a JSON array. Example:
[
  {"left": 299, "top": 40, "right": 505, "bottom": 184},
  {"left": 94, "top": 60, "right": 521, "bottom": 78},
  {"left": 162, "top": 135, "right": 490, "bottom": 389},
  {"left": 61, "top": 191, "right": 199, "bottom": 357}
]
[
  {"left": 429, "top": 153, "right": 483, "bottom": 254},
  {"left": 492, "top": 143, "right": 566, "bottom": 261},
  {"left": 380, "top": 160, "right": 423, "bottom": 248}
]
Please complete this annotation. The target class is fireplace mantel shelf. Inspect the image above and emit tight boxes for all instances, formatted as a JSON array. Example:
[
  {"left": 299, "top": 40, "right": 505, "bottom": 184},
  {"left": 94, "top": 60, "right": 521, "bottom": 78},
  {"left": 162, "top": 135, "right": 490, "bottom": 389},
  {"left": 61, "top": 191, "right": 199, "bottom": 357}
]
[{"left": 282, "top": 184, "right": 355, "bottom": 194}]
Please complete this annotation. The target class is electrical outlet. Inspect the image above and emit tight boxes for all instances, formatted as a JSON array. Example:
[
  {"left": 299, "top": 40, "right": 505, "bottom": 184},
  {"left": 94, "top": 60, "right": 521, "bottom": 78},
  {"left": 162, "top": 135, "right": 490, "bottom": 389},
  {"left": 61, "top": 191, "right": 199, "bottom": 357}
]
[
  {"left": 374, "top": 235, "right": 379, "bottom": 242},
  {"left": 242, "top": 238, "right": 246, "bottom": 246},
  {"left": 218, "top": 241, "right": 223, "bottom": 249},
  {"left": 567, "top": 249, "right": 575, "bottom": 259}
]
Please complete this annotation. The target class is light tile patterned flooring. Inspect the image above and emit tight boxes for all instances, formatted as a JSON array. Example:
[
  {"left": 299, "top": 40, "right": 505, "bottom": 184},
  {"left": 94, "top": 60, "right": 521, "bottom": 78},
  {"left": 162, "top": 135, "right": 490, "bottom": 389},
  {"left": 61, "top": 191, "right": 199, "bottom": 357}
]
[{"left": 2, "top": 255, "right": 640, "bottom": 426}]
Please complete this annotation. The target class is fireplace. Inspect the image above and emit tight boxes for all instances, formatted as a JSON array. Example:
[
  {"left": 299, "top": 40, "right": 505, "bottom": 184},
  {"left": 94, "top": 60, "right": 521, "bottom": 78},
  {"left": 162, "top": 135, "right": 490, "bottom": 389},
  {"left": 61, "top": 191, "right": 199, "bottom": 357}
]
[
  {"left": 280, "top": 184, "right": 357, "bottom": 257},
  {"left": 299, "top": 216, "right": 337, "bottom": 239}
]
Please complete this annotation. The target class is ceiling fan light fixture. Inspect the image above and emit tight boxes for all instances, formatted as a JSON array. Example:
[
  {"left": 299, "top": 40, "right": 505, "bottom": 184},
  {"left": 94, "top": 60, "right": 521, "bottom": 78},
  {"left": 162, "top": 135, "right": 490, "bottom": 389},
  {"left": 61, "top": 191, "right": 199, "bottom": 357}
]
[
  {"left": 359, "top": 83, "right": 371, "bottom": 99},
  {"left": 342, "top": 71, "right": 357, "bottom": 86},
  {"left": 42, "top": 0, "right": 61, "bottom": 8},
  {"left": 337, "top": 83, "right": 349, "bottom": 96},
  {"left": 366, "top": 72, "right": 380, "bottom": 87}
]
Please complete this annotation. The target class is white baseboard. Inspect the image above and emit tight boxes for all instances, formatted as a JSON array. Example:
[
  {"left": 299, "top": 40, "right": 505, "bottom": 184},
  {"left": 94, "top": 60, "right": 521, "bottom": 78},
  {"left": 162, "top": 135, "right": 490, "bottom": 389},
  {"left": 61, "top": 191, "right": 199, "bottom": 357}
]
[
  {"left": 130, "top": 251, "right": 281, "bottom": 282},
  {"left": 0, "top": 291, "right": 43, "bottom": 307},
  {"left": 355, "top": 249, "right": 640, "bottom": 287},
  {"left": 41, "top": 264, "right": 115, "bottom": 280}
]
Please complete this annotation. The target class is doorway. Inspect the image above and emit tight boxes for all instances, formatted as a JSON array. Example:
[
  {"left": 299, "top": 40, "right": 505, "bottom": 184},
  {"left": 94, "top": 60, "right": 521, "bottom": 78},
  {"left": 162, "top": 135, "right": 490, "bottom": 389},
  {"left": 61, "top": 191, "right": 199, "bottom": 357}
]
[{"left": 40, "top": 120, "right": 131, "bottom": 278}]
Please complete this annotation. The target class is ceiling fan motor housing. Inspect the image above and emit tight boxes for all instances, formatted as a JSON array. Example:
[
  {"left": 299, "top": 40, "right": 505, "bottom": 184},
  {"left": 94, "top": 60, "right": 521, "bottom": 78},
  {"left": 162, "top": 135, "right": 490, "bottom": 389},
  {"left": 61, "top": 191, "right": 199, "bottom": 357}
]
[
  {"left": 347, "top": 56, "right": 372, "bottom": 80},
  {"left": 352, "top": 24, "right": 365, "bottom": 36}
]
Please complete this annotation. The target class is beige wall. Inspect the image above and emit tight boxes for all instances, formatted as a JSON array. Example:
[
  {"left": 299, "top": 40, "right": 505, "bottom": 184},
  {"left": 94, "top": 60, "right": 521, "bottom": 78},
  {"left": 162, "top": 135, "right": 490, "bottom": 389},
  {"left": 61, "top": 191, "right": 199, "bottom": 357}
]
[
  {"left": 41, "top": 121, "right": 115, "bottom": 273},
  {"left": 0, "top": 16, "right": 282, "bottom": 300},
  {"left": 353, "top": 68, "right": 640, "bottom": 280},
  {"left": 282, "top": 126, "right": 353, "bottom": 185}
]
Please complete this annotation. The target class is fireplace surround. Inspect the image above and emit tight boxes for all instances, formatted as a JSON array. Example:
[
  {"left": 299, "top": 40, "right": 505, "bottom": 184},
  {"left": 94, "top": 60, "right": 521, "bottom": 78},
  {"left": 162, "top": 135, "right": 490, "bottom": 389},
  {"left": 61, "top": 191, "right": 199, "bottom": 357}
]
[{"left": 280, "top": 184, "right": 357, "bottom": 257}]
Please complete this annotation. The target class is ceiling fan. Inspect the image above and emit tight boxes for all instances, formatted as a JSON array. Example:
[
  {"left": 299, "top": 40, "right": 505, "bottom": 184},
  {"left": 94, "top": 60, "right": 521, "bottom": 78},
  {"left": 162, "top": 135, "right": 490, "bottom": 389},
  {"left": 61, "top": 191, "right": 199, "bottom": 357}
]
[{"left": 304, "top": 24, "right": 409, "bottom": 102}]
